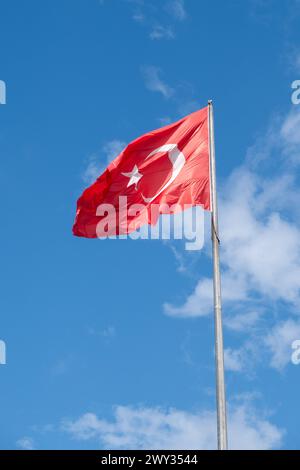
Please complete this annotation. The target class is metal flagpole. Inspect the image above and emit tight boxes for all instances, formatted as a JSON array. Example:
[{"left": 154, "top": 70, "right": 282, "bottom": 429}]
[{"left": 208, "top": 100, "right": 228, "bottom": 450}]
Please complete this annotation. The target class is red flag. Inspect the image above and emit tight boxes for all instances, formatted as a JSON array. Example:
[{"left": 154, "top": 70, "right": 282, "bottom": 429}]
[{"left": 73, "top": 106, "right": 211, "bottom": 238}]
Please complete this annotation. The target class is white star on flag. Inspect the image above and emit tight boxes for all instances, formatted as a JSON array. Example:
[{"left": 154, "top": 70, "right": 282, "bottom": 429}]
[{"left": 121, "top": 164, "right": 143, "bottom": 189}]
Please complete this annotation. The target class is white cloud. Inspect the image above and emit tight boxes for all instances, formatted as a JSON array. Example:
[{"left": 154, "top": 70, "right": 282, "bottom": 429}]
[
  {"left": 82, "top": 154, "right": 103, "bottom": 185},
  {"left": 102, "top": 140, "right": 126, "bottom": 162},
  {"left": 88, "top": 325, "right": 116, "bottom": 340},
  {"left": 128, "top": 1, "right": 187, "bottom": 39},
  {"left": 16, "top": 436, "right": 35, "bottom": 450},
  {"left": 51, "top": 355, "right": 73, "bottom": 376},
  {"left": 224, "top": 310, "right": 261, "bottom": 332},
  {"left": 149, "top": 25, "right": 175, "bottom": 40},
  {"left": 166, "top": 0, "right": 187, "bottom": 21},
  {"left": 141, "top": 66, "right": 174, "bottom": 99},
  {"left": 280, "top": 108, "right": 300, "bottom": 162},
  {"left": 220, "top": 168, "right": 300, "bottom": 304},
  {"left": 244, "top": 106, "right": 300, "bottom": 167},
  {"left": 164, "top": 271, "right": 248, "bottom": 318},
  {"left": 101, "top": 325, "right": 116, "bottom": 338},
  {"left": 224, "top": 348, "right": 245, "bottom": 372},
  {"left": 132, "top": 12, "right": 145, "bottom": 23},
  {"left": 82, "top": 140, "right": 126, "bottom": 184},
  {"left": 164, "top": 107, "right": 300, "bottom": 321},
  {"left": 164, "top": 277, "right": 213, "bottom": 317},
  {"left": 224, "top": 340, "right": 262, "bottom": 376},
  {"left": 265, "top": 319, "right": 300, "bottom": 370},
  {"left": 62, "top": 402, "right": 283, "bottom": 450}
]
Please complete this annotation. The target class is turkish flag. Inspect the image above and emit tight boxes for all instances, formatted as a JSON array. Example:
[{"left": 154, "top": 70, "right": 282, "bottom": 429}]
[{"left": 73, "top": 106, "right": 211, "bottom": 238}]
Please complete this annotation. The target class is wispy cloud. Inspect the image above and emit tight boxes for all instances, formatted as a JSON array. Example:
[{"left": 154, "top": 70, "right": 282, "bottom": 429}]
[
  {"left": 62, "top": 401, "right": 283, "bottom": 449},
  {"left": 16, "top": 436, "right": 35, "bottom": 450},
  {"left": 164, "top": 273, "right": 248, "bottom": 318},
  {"left": 82, "top": 140, "right": 126, "bottom": 185},
  {"left": 166, "top": 0, "right": 187, "bottom": 21},
  {"left": 265, "top": 319, "right": 300, "bottom": 371},
  {"left": 127, "top": 0, "right": 187, "bottom": 41},
  {"left": 132, "top": 12, "right": 145, "bottom": 23},
  {"left": 149, "top": 25, "right": 175, "bottom": 40},
  {"left": 280, "top": 107, "right": 300, "bottom": 163},
  {"left": 164, "top": 277, "right": 213, "bottom": 317},
  {"left": 142, "top": 73, "right": 202, "bottom": 124},
  {"left": 50, "top": 355, "right": 74, "bottom": 376},
  {"left": 82, "top": 154, "right": 103, "bottom": 185},
  {"left": 141, "top": 66, "right": 174, "bottom": 99},
  {"left": 223, "top": 339, "right": 262, "bottom": 376},
  {"left": 224, "top": 348, "right": 245, "bottom": 372},
  {"left": 87, "top": 325, "right": 116, "bottom": 342},
  {"left": 224, "top": 310, "right": 262, "bottom": 332}
]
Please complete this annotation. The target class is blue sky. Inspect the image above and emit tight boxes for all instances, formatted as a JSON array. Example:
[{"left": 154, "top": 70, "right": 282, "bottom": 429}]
[{"left": 0, "top": 0, "right": 300, "bottom": 450}]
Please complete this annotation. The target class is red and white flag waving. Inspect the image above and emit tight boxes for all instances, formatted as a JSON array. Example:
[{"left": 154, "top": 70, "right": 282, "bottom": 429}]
[{"left": 73, "top": 106, "right": 211, "bottom": 238}]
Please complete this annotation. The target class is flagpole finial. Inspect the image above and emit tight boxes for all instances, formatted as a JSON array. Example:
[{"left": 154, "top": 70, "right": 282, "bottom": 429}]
[{"left": 208, "top": 99, "right": 213, "bottom": 105}]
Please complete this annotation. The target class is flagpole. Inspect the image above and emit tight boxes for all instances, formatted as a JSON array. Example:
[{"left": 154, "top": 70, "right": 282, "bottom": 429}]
[{"left": 208, "top": 100, "right": 228, "bottom": 450}]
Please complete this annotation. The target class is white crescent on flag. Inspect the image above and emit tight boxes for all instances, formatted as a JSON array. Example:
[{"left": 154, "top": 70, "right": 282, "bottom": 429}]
[{"left": 141, "top": 144, "right": 186, "bottom": 203}]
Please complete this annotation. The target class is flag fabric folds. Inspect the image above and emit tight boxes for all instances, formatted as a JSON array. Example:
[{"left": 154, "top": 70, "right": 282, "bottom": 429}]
[{"left": 73, "top": 106, "right": 211, "bottom": 238}]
